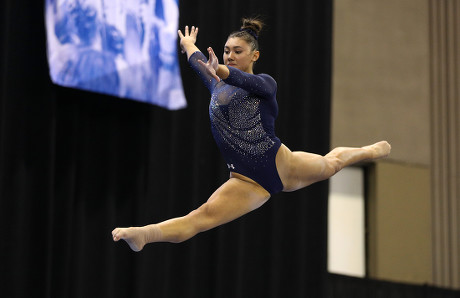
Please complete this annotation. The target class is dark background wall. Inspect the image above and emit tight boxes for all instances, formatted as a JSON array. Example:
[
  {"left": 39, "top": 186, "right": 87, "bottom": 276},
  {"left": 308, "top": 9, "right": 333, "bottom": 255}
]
[{"left": 0, "top": 1, "right": 332, "bottom": 297}]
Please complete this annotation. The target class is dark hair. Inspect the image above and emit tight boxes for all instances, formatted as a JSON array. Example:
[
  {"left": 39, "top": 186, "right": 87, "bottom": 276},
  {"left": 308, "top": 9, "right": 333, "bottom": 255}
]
[{"left": 228, "top": 17, "right": 264, "bottom": 51}]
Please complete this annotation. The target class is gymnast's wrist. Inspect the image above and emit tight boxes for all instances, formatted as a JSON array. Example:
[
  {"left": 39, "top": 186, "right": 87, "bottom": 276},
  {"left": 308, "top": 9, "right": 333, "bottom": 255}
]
[{"left": 216, "top": 65, "right": 229, "bottom": 80}]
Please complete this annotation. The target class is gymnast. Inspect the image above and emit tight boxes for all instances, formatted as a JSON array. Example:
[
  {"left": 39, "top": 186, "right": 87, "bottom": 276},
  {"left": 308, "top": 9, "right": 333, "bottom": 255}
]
[{"left": 112, "top": 18, "right": 391, "bottom": 251}]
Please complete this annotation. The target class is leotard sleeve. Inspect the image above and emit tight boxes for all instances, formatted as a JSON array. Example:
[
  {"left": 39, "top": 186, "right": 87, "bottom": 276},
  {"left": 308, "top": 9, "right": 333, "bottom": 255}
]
[
  {"left": 188, "top": 51, "right": 219, "bottom": 93},
  {"left": 223, "top": 66, "right": 277, "bottom": 99}
]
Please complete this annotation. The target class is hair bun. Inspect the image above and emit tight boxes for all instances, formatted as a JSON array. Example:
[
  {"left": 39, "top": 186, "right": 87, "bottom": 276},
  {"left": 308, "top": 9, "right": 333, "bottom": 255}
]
[{"left": 241, "top": 17, "right": 264, "bottom": 37}]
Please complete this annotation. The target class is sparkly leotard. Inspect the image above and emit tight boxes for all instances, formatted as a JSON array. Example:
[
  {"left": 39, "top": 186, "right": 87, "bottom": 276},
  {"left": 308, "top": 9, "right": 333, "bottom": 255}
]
[{"left": 189, "top": 51, "right": 283, "bottom": 194}]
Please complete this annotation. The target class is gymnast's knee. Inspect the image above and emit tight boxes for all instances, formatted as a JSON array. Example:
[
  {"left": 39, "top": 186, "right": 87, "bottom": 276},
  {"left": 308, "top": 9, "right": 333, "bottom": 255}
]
[
  {"left": 183, "top": 205, "right": 216, "bottom": 235},
  {"left": 164, "top": 207, "right": 213, "bottom": 243},
  {"left": 324, "top": 155, "right": 342, "bottom": 177}
]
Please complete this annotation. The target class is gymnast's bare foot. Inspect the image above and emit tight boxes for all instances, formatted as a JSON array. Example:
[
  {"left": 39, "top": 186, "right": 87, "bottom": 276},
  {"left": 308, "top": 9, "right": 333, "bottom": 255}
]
[
  {"left": 112, "top": 227, "right": 147, "bottom": 252},
  {"left": 363, "top": 141, "right": 391, "bottom": 159}
]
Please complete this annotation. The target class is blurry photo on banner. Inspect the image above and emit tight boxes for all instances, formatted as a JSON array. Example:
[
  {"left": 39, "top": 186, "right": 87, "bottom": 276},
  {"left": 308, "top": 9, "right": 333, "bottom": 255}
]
[{"left": 45, "top": 0, "right": 187, "bottom": 110}]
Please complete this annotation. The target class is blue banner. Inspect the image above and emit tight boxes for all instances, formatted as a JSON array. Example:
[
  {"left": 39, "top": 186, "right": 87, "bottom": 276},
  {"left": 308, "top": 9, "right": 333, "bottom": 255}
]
[{"left": 45, "top": 0, "right": 186, "bottom": 110}]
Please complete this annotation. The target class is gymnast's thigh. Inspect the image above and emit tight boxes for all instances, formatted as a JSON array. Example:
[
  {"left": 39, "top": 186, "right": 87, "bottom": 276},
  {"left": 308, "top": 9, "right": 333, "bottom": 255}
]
[
  {"left": 194, "top": 177, "right": 271, "bottom": 231},
  {"left": 276, "top": 144, "right": 329, "bottom": 192}
]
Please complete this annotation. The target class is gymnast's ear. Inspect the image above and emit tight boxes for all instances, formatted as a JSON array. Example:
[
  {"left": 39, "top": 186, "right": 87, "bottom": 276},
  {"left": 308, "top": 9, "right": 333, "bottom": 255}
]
[{"left": 252, "top": 50, "right": 260, "bottom": 62}]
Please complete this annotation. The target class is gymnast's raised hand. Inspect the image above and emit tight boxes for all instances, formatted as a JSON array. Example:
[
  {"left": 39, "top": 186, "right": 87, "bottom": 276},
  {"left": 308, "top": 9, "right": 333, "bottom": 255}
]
[
  {"left": 178, "top": 25, "right": 220, "bottom": 81},
  {"left": 177, "top": 25, "right": 197, "bottom": 54},
  {"left": 198, "top": 47, "right": 220, "bottom": 82}
]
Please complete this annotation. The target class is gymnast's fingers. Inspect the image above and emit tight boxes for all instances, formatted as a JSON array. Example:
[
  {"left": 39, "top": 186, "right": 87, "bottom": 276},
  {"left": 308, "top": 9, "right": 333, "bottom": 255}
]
[
  {"left": 210, "top": 47, "right": 217, "bottom": 60},
  {"left": 191, "top": 26, "right": 198, "bottom": 37},
  {"left": 177, "top": 29, "right": 184, "bottom": 39}
]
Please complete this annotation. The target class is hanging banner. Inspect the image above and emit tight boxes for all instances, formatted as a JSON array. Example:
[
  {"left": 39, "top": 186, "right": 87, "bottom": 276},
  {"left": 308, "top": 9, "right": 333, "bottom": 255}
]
[{"left": 45, "top": 0, "right": 186, "bottom": 110}]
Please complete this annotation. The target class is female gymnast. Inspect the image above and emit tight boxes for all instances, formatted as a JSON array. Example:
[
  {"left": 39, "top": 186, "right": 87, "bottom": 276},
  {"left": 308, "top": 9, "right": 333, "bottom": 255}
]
[{"left": 112, "top": 18, "right": 391, "bottom": 251}]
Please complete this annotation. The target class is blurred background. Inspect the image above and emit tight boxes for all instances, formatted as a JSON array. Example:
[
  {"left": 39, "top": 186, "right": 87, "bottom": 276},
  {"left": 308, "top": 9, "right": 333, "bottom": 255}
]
[{"left": 330, "top": 0, "right": 460, "bottom": 291}]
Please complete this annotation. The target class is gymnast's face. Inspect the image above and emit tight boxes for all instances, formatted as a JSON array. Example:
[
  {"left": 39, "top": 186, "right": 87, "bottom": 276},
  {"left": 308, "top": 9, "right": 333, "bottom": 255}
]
[{"left": 223, "top": 37, "right": 260, "bottom": 74}]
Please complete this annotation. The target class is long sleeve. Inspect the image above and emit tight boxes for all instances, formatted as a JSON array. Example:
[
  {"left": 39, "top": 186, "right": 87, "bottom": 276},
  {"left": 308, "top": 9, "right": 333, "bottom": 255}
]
[
  {"left": 188, "top": 51, "right": 219, "bottom": 93},
  {"left": 223, "top": 66, "right": 277, "bottom": 99}
]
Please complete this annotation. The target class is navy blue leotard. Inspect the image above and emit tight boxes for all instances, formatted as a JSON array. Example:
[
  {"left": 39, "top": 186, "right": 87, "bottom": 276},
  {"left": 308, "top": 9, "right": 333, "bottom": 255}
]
[{"left": 189, "top": 51, "right": 283, "bottom": 194}]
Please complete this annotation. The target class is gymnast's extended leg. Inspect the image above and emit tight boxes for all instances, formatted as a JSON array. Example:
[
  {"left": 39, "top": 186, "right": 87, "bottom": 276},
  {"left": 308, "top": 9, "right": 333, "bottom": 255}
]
[
  {"left": 277, "top": 141, "right": 391, "bottom": 192},
  {"left": 112, "top": 177, "right": 270, "bottom": 251}
]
